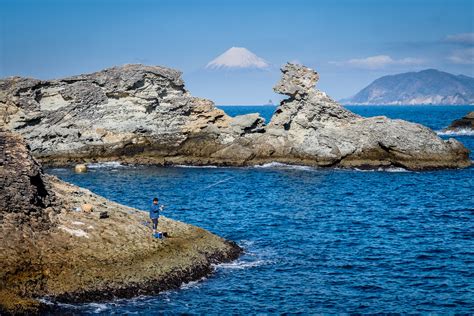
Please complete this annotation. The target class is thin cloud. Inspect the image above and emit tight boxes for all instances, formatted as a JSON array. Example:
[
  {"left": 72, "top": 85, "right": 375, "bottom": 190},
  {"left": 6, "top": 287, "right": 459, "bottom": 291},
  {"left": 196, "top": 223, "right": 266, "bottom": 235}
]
[
  {"left": 329, "top": 55, "right": 425, "bottom": 70},
  {"left": 448, "top": 47, "right": 474, "bottom": 64},
  {"left": 206, "top": 47, "right": 269, "bottom": 70},
  {"left": 445, "top": 33, "right": 474, "bottom": 45}
]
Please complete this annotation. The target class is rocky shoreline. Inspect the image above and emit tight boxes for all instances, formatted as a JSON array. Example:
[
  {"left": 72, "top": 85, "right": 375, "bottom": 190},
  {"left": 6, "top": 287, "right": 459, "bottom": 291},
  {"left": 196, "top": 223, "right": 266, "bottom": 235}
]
[
  {"left": 1, "top": 63, "right": 470, "bottom": 170},
  {"left": 0, "top": 130, "right": 242, "bottom": 314}
]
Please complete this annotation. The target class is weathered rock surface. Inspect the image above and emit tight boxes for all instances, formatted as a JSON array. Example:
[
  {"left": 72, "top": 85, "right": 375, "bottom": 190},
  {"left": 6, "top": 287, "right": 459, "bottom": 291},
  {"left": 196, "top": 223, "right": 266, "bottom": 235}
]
[
  {"left": 0, "top": 131, "right": 241, "bottom": 314},
  {"left": 0, "top": 65, "right": 232, "bottom": 162},
  {"left": 0, "top": 130, "right": 57, "bottom": 229},
  {"left": 446, "top": 111, "right": 474, "bottom": 131},
  {"left": 0, "top": 63, "right": 470, "bottom": 170},
  {"left": 259, "top": 64, "right": 471, "bottom": 169}
]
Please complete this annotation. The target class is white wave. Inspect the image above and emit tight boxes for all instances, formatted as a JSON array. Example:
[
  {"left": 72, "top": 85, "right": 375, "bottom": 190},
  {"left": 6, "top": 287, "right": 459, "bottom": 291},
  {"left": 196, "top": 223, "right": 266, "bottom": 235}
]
[
  {"left": 238, "top": 239, "right": 255, "bottom": 247},
  {"left": 382, "top": 167, "right": 410, "bottom": 173},
  {"left": 253, "top": 162, "right": 316, "bottom": 171},
  {"left": 336, "top": 166, "right": 410, "bottom": 173},
  {"left": 180, "top": 276, "right": 207, "bottom": 290},
  {"left": 37, "top": 298, "right": 77, "bottom": 309},
  {"left": 87, "top": 303, "right": 109, "bottom": 313},
  {"left": 175, "top": 165, "right": 219, "bottom": 169},
  {"left": 37, "top": 298, "right": 55, "bottom": 305},
  {"left": 213, "top": 259, "right": 271, "bottom": 270},
  {"left": 350, "top": 168, "right": 376, "bottom": 172},
  {"left": 86, "top": 161, "right": 125, "bottom": 169},
  {"left": 436, "top": 128, "right": 474, "bottom": 136}
]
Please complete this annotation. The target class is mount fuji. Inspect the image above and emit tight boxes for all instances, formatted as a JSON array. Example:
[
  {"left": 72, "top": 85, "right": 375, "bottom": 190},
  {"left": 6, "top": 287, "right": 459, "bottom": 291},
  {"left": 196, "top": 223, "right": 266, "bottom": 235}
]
[{"left": 206, "top": 47, "right": 269, "bottom": 70}]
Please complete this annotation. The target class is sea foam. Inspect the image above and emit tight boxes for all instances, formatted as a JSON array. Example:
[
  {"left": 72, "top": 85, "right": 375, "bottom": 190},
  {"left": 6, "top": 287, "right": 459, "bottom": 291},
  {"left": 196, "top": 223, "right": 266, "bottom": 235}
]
[
  {"left": 253, "top": 162, "right": 316, "bottom": 171},
  {"left": 86, "top": 161, "right": 125, "bottom": 169},
  {"left": 436, "top": 129, "right": 474, "bottom": 136}
]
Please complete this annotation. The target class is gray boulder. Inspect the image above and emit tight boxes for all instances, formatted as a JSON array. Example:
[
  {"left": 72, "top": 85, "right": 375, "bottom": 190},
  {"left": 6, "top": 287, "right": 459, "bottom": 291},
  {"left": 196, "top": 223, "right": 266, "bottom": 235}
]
[{"left": 229, "top": 113, "right": 265, "bottom": 135}]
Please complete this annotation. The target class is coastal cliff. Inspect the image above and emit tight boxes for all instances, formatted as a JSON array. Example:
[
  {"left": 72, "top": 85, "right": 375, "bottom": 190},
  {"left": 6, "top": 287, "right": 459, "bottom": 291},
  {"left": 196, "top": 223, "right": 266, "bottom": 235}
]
[
  {"left": 0, "top": 63, "right": 470, "bottom": 170},
  {"left": 0, "top": 130, "right": 241, "bottom": 314}
]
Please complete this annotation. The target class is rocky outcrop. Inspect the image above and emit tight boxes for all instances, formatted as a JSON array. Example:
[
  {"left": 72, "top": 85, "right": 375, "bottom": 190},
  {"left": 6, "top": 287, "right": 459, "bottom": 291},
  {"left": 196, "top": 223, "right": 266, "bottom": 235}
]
[
  {"left": 446, "top": 111, "right": 474, "bottom": 131},
  {"left": 0, "top": 130, "right": 57, "bottom": 229},
  {"left": 0, "top": 63, "right": 470, "bottom": 170},
  {"left": 0, "top": 131, "right": 241, "bottom": 314},
  {"left": 0, "top": 65, "right": 233, "bottom": 162},
  {"left": 257, "top": 64, "right": 471, "bottom": 169}
]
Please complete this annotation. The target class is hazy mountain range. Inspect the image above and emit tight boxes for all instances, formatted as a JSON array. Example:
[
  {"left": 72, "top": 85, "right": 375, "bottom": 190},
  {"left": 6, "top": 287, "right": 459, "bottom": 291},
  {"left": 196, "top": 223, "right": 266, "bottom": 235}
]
[{"left": 341, "top": 69, "right": 474, "bottom": 105}]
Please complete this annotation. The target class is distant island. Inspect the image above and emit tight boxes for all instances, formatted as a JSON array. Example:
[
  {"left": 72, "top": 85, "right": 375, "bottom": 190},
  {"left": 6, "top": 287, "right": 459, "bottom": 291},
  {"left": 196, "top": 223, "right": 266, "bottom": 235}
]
[{"left": 341, "top": 69, "right": 474, "bottom": 105}]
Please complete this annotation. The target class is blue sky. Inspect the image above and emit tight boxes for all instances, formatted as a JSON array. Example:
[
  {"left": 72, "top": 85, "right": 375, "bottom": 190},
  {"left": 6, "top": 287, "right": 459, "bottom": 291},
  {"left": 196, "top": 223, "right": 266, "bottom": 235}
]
[{"left": 1, "top": 0, "right": 473, "bottom": 104}]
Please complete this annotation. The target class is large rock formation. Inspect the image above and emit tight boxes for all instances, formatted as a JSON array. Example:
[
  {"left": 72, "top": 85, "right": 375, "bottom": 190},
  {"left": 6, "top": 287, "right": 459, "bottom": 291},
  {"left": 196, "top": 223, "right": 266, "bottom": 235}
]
[
  {"left": 0, "top": 130, "right": 241, "bottom": 314},
  {"left": 0, "top": 63, "right": 470, "bottom": 170},
  {"left": 0, "top": 65, "right": 232, "bottom": 162},
  {"left": 446, "top": 111, "right": 474, "bottom": 131},
  {"left": 257, "top": 64, "right": 471, "bottom": 169}
]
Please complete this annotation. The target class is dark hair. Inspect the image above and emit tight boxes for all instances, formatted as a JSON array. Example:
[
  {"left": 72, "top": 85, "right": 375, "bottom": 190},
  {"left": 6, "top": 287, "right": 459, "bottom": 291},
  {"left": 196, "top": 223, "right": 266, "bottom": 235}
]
[{"left": 153, "top": 197, "right": 158, "bottom": 202}]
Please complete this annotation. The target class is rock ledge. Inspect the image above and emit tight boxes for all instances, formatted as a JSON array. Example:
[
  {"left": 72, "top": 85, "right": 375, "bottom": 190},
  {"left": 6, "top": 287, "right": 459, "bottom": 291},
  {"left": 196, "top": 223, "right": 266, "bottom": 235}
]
[{"left": 0, "top": 130, "right": 241, "bottom": 314}]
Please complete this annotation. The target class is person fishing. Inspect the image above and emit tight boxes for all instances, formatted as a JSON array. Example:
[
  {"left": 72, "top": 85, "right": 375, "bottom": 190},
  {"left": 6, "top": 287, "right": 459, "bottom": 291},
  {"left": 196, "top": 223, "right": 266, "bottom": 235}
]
[{"left": 150, "top": 197, "right": 164, "bottom": 238}]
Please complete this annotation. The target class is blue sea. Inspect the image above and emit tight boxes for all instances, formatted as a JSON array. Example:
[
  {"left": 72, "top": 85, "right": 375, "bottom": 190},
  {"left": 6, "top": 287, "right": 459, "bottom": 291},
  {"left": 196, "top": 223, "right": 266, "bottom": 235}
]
[{"left": 47, "top": 105, "right": 474, "bottom": 314}]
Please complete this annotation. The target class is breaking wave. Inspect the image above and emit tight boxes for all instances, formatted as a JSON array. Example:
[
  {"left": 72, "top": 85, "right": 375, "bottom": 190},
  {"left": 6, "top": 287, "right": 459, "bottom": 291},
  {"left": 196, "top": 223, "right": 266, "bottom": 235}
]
[
  {"left": 37, "top": 299, "right": 109, "bottom": 314},
  {"left": 213, "top": 259, "right": 271, "bottom": 270},
  {"left": 180, "top": 277, "right": 207, "bottom": 290},
  {"left": 252, "top": 162, "right": 316, "bottom": 171},
  {"left": 335, "top": 166, "right": 411, "bottom": 173},
  {"left": 175, "top": 165, "right": 219, "bottom": 168},
  {"left": 86, "top": 161, "right": 125, "bottom": 169},
  {"left": 436, "top": 129, "right": 474, "bottom": 136}
]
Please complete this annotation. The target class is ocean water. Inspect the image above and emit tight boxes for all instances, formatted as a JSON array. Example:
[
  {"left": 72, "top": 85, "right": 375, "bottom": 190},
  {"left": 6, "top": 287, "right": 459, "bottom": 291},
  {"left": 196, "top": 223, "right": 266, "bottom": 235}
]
[{"left": 46, "top": 105, "right": 474, "bottom": 314}]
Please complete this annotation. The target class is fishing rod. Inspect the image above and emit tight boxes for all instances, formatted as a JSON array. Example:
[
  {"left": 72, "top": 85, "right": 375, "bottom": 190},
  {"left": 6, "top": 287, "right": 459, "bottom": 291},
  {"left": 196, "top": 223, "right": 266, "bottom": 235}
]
[
  {"left": 203, "top": 176, "right": 235, "bottom": 189},
  {"left": 158, "top": 176, "right": 236, "bottom": 212}
]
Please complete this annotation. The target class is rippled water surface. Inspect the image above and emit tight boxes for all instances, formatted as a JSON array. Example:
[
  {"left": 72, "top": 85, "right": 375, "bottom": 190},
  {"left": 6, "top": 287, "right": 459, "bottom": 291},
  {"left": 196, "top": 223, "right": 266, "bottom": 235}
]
[{"left": 47, "top": 106, "right": 474, "bottom": 314}]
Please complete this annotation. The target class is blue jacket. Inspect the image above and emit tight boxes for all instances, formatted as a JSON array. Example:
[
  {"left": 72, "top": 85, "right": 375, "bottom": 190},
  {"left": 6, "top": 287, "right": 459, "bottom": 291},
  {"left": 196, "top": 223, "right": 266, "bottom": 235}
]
[{"left": 150, "top": 203, "right": 160, "bottom": 219}]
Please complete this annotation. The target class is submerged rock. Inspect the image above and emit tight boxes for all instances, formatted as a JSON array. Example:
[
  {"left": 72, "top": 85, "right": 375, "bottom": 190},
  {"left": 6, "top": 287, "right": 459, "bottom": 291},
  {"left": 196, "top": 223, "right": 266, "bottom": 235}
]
[
  {"left": 446, "top": 111, "right": 474, "bottom": 131},
  {"left": 74, "top": 164, "right": 87, "bottom": 173},
  {"left": 0, "top": 131, "right": 241, "bottom": 314},
  {"left": 0, "top": 63, "right": 470, "bottom": 170}
]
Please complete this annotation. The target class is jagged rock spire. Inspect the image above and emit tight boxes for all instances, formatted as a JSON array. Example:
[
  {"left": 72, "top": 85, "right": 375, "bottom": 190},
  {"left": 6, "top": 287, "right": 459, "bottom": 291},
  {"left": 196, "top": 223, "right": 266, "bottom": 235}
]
[{"left": 273, "top": 63, "right": 320, "bottom": 98}]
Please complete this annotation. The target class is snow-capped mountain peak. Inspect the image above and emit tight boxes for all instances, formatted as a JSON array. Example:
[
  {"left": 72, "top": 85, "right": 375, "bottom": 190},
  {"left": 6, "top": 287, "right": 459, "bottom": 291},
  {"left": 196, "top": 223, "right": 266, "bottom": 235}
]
[{"left": 206, "top": 47, "right": 269, "bottom": 69}]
